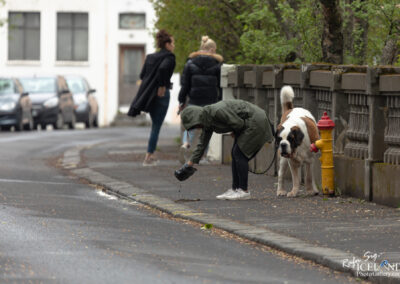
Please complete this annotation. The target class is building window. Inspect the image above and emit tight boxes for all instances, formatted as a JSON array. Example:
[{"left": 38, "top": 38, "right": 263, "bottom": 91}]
[
  {"left": 57, "top": 13, "right": 88, "bottom": 61},
  {"left": 8, "top": 12, "right": 40, "bottom": 60},
  {"left": 119, "top": 13, "right": 145, "bottom": 29}
]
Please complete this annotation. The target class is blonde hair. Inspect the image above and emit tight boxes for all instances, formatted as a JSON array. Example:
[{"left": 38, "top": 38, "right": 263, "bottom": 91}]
[{"left": 200, "top": 35, "right": 216, "bottom": 52}]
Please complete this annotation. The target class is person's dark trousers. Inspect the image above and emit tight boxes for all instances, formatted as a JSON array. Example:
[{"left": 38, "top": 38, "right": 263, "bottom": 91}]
[
  {"left": 231, "top": 142, "right": 251, "bottom": 191},
  {"left": 147, "top": 90, "right": 170, "bottom": 154}
]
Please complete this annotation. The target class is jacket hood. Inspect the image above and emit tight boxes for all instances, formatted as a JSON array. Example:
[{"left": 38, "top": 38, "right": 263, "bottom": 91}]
[
  {"left": 189, "top": 51, "right": 223, "bottom": 63},
  {"left": 147, "top": 49, "right": 175, "bottom": 65},
  {"left": 181, "top": 105, "right": 204, "bottom": 130}
]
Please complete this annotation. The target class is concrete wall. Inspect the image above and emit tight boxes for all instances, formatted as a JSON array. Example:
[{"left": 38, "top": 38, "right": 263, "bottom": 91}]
[
  {"left": 0, "top": 0, "right": 183, "bottom": 126},
  {"left": 214, "top": 64, "right": 400, "bottom": 207}
]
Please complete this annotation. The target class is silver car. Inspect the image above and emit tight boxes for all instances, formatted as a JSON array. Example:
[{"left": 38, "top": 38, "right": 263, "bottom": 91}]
[{"left": 65, "top": 75, "right": 99, "bottom": 128}]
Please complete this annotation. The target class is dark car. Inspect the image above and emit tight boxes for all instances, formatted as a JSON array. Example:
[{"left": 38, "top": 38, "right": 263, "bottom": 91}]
[
  {"left": 19, "top": 76, "right": 76, "bottom": 130},
  {"left": 0, "top": 77, "right": 33, "bottom": 131},
  {"left": 65, "top": 75, "right": 99, "bottom": 128}
]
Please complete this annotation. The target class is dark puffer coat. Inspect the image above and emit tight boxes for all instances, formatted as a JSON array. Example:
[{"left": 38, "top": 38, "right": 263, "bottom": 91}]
[{"left": 178, "top": 51, "right": 223, "bottom": 106}]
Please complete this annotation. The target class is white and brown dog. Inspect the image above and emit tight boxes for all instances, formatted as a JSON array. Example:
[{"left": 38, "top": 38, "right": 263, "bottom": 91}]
[{"left": 276, "top": 86, "right": 320, "bottom": 197}]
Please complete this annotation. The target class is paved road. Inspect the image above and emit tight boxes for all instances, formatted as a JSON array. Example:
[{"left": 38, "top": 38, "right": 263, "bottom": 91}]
[{"left": 0, "top": 126, "right": 360, "bottom": 283}]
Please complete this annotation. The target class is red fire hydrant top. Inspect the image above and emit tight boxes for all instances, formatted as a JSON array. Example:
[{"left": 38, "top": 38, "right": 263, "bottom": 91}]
[{"left": 317, "top": 112, "right": 335, "bottom": 130}]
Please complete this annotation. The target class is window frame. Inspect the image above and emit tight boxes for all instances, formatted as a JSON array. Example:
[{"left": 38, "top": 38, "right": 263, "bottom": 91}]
[
  {"left": 119, "top": 13, "right": 146, "bottom": 30},
  {"left": 56, "top": 12, "right": 89, "bottom": 62},
  {"left": 8, "top": 12, "right": 41, "bottom": 61}
]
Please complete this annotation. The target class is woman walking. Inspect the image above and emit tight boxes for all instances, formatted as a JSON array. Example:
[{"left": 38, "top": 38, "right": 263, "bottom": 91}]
[
  {"left": 178, "top": 36, "right": 223, "bottom": 164},
  {"left": 127, "top": 30, "right": 176, "bottom": 166}
]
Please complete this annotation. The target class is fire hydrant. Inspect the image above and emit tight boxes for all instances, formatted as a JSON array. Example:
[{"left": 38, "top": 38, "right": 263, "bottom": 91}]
[{"left": 310, "top": 112, "right": 335, "bottom": 196}]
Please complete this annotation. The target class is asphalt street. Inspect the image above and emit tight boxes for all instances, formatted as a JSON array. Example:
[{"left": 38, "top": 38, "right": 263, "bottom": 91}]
[{"left": 0, "top": 126, "right": 361, "bottom": 283}]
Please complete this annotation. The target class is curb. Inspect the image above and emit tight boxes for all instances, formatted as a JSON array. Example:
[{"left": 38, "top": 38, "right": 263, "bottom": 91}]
[{"left": 63, "top": 145, "right": 400, "bottom": 284}]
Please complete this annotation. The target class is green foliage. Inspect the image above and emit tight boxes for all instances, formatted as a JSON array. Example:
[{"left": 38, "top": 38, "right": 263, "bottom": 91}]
[
  {"left": 0, "top": 0, "right": 5, "bottom": 27},
  {"left": 201, "top": 224, "right": 213, "bottom": 230},
  {"left": 151, "top": 0, "right": 247, "bottom": 71},
  {"left": 151, "top": 0, "right": 400, "bottom": 69}
]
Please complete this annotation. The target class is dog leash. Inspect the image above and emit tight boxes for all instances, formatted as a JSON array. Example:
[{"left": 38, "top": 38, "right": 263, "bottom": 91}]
[
  {"left": 248, "top": 143, "right": 278, "bottom": 175},
  {"left": 248, "top": 121, "right": 278, "bottom": 175}
]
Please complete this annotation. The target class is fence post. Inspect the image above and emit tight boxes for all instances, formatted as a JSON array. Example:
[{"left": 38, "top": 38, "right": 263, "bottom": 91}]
[{"left": 365, "top": 67, "right": 385, "bottom": 201}]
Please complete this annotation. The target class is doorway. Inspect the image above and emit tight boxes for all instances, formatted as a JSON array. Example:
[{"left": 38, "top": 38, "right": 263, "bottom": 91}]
[{"left": 118, "top": 45, "right": 145, "bottom": 112}]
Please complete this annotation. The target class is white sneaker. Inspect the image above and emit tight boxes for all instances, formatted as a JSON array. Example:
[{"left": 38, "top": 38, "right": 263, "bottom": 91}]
[
  {"left": 216, "top": 189, "right": 236, "bottom": 200},
  {"left": 225, "top": 189, "right": 251, "bottom": 200},
  {"left": 142, "top": 158, "right": 159, "bottom": 167},
  {"left": 199, "top": 158, "right": 211, "bottom": 165}
]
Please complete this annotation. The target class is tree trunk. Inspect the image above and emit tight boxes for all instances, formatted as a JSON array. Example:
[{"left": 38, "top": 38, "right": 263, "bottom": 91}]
[
  {"left": 319, "top": 0, "right": 344, "bottom": 64},
  {"left": 381, "top": 20, "right": 400, "bottom": 65},
  {"left": 267, "top": 0, "right": 295, "bottom": 40},
  {"left": 343, "top": 0, "right": 354, "bottom": 62},
  {"left": 353, "top": 0, "right": 368, "bottom": 64},
  {"left": 381, "top": 37, "right": 399, "bottom": 65}
]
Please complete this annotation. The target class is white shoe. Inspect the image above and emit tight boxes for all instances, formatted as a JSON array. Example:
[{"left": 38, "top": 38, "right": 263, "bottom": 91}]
[
  {"left": 142, "top": 158, "right": 159, "bottom": 167},
  {"left": 216, "top": 189, "right": 236, "bottom": 200},
  {"left": 199, "top": 158, "right": 211, "bottom": 165},
  {"left": 225, "top": 189, "right": 251, "bottom": 200}
]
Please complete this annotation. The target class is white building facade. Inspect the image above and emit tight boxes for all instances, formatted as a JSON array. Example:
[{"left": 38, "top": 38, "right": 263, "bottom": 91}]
[{"left": 0, "top": 0, "right": 180, "bottom": 126}]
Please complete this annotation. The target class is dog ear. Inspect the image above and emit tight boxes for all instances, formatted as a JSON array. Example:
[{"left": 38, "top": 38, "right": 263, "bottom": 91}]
[
  {"left": 275, "top": 126, "right": 283, "bottom": 146},
  {"left": 289, "top": 127, "right": 304, "bottom": 147}
]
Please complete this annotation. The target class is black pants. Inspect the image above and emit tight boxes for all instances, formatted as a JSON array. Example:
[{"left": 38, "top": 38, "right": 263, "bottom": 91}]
[{"left": 231, "top": 142, "right": 250, "bottom": 191}]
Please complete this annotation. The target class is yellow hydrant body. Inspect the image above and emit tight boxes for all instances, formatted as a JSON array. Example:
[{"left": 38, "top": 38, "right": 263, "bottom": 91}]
[{"left": 310, "top": 112, "right": 335, "bottom": 196}]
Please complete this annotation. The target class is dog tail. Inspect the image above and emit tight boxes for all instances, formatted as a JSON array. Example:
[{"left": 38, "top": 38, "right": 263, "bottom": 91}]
[{"left": 280, "top": 85, "right": 294, "bottom": 113}]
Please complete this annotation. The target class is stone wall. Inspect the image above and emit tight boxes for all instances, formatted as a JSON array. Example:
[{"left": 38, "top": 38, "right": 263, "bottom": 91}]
[{"left": 219, "top": 64, "right": 400, "bottom": 207}]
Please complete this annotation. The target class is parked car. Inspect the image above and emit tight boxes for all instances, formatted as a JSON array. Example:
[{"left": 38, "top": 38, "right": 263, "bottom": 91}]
[
  {"left": 19, "top": 76, "right": 76, "bottom": 130},
  {"left": 0, "top": 77, "right": 33, "bottom": 131},
  {"left": 65, "top": 75, "right": 99, "bottom": 128}
]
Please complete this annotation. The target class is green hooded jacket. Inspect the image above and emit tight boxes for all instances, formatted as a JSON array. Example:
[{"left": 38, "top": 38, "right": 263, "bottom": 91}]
[{"left": 181, "top": 100, "right": 273, "bottom": 163}]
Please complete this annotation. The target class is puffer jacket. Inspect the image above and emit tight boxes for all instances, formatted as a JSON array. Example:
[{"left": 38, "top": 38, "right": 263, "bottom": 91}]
[
  {"left": 180, "top": 100, "right": 274, "bottom": 163},
  {"left": 178, "top": 51, "right": 223, "bottom": 106}
]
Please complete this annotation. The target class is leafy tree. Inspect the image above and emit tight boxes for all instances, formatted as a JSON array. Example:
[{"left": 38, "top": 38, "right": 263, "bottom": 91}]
[
  {"left": 150, "top": 0, "right": 248, "bottom": 71},
  {"left": 151, "top": 0, "right": 400, "bottom": 69},
  {"left": 0, "top": 0, "right": 5, "bottom": 27}
]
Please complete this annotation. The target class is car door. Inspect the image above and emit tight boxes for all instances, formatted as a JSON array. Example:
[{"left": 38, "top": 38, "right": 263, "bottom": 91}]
[{"left": 57, "top": 76, "right": 74, "bottom": 122}]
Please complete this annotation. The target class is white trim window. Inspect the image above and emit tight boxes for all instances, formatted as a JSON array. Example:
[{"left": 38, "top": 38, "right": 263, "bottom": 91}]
[
  {"left": 119, "top": 13, "right": 146, "bottom": 29},
  {"left": 8, "top": 12, "right": 41, "bottom": 61},
  {"left": 57, "top": 12, "right": 89, "bottom": 62}
]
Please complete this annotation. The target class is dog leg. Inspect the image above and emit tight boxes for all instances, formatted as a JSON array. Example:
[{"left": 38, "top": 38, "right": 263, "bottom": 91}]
[
  {"left": 287, "top": 160, "right": 300, "bottom": 197},
  {"left": 277, "top": 158, "right": 288, "bottom": 196},
  {"left": 305, "top": 162, "right": 319, "bottom": 196}
]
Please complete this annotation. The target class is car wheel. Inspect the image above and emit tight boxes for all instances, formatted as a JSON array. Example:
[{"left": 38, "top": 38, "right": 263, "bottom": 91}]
[
  {"left": 1, "top": 125, "right": 12, "bottom": 131},
  {"left": 68, "top": 112, "right": 76, "bottom": 130},
  {"left": 15, "top": 118, "right": 24, "bottom": 132},
  {"left": 53, "top": 113, "right": 64, "bottom": 130},
  {"left": 85, "top": 111, "right": 93, "bottom": 128},
  {"left": 93, "top": 114, "right": 99, "bottom": 128},
  {"left": 24, "top": 115, "right": 34, "bottom": 131}
]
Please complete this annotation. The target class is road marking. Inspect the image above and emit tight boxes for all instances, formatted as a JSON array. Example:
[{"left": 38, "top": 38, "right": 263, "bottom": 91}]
[{"left": 0, "top": 178, "right": 71, "bottom": 185}]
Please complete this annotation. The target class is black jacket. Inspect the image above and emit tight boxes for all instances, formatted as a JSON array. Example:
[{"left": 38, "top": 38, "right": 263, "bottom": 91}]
[
  {"left": 128, "top": 49, "right": 175, "bottom": 117},
  {"left": 178, "top": 51, "right": 223, "bottom": 106}
]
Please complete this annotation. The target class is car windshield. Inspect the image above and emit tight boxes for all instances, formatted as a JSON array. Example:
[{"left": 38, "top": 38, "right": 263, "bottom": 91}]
[
  {"left": 0, "top": 79, "right": 15, "bottom": 95},
  {"left": 19, "top": 78, "right": 56, "bottom": 94},
  {"left": 66, "top": 78, "right": 86, "bottom": 94}
]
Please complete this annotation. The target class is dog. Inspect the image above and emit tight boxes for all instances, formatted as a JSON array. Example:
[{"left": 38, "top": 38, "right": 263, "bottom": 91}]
[{"left": 275, "top": 86, "right": 320, "bottom": 197}]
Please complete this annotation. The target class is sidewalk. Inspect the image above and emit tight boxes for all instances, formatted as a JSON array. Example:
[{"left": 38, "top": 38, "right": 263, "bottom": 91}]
[{"left": 68, "top": 126, "right": 400, "bottom": 283}]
